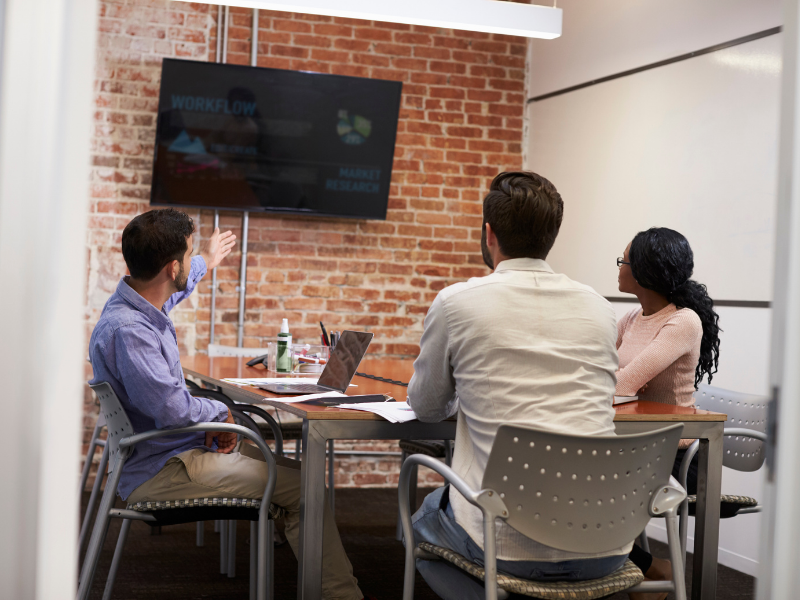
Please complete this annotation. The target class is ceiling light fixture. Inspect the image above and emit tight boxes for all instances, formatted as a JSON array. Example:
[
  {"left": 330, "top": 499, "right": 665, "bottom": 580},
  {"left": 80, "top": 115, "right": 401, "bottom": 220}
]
[{"left": 186, "top": 0, "right": 562, "bottom": 39}]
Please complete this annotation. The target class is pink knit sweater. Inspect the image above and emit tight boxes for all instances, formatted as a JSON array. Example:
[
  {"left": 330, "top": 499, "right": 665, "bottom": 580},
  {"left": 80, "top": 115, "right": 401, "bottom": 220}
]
[{"left": 616, "top": 304, "right": 702, "bottom": 407}]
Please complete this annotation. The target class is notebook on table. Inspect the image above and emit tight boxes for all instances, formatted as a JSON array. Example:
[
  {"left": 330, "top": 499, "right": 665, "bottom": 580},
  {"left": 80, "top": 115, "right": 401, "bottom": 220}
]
[{"left": 258, "top": 330, "right": 373, "bottom": 395}]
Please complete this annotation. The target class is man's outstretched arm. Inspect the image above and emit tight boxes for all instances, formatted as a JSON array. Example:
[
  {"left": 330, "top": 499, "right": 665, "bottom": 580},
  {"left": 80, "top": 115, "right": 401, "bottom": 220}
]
[{"left": 163, "top": 227, "right": 236, "bottom": 314}]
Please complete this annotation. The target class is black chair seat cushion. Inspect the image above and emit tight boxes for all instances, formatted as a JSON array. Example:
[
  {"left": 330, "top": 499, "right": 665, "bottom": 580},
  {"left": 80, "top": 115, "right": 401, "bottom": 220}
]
[
  {"left": 686, "top": 494, "right": 758, "bottom": 518},
  {"left": 416, "top": 542, "right": 645, "bottom": 599},
  {"left": 399, "top": 440, "right": 448, "bottom": 458},
  {"left": 260, "top": 420, "right": 302, "bottom": 441},
  {"left": 127, "top": 497, "right": 286, "bottom": 526}
]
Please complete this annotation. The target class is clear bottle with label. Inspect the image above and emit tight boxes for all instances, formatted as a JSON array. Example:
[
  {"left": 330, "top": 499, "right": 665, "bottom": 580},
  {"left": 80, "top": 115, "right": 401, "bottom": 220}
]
[{"left": 276, "top": 318, "right": 292, "bottom": 373}]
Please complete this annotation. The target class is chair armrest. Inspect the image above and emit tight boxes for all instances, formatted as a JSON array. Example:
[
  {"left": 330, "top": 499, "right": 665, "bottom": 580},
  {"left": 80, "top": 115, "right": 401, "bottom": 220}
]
[
  {"left": 397, "top": 454, "right": 508, "bottom": 539},
  {"left": 118, "top": 423, "right": 277, "bottom": 523},
  {"left": 650, "top": 475, "right": 687, "bottom": 517},
  {"left": 399, "top": 454, "right": 478, "bottom": 507},
  {"left": 397, "top": 454, "right": 508, "bottom": 599},
  {"left": 723, "top": 428, "right": 767, "bottom": 442},
  {"left": 678, "top": 427, "right": 767, "bottom": 489}
]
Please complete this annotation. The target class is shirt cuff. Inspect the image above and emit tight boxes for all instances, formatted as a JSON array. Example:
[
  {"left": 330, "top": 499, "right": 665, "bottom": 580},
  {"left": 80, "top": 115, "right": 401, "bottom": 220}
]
[
  {"left": 215, "top": 400, "right": 229, "bottom": 422},
  {"left": 191, "top": 255, "right": 208, "bottom": 280}
]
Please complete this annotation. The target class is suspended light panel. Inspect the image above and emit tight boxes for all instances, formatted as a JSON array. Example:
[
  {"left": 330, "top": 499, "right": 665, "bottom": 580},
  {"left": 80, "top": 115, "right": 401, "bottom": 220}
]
[{"left": 187, "top": 0, "right": 562, "bottom": 39}]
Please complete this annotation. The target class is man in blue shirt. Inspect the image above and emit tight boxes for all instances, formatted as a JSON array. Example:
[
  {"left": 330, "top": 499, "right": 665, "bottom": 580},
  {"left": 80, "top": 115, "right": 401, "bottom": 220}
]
[{"left": 89, "top": 208, "right": 364, "bottom": 600}]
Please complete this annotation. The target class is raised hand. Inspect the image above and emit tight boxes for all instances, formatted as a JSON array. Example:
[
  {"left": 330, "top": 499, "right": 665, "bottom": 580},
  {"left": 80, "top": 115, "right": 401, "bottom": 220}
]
[{"left": 200, "top": 227, "right": 237, "bottom": 271}]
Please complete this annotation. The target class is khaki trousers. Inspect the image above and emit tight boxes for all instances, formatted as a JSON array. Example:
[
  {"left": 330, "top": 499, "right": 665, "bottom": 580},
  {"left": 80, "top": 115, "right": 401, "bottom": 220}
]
[{"left": 127, "top": 444, "right": 363, "bottom": 600}]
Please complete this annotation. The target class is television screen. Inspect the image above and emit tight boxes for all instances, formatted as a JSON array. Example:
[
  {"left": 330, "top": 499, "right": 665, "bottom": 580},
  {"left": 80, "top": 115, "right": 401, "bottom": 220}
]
[{"left": 151, "top": 58, "right": 402, "bottom": 220}]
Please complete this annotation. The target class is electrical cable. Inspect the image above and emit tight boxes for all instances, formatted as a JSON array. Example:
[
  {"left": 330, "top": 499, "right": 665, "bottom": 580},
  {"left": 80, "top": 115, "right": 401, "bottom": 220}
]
[{"left": 355, "top": 372, "right": 409, "bottom": 387}]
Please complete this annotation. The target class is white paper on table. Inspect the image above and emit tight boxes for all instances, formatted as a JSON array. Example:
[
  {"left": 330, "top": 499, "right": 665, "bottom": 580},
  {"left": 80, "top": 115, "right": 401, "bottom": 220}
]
[
  {"left": 265, "top": 391, "right": 349, "bottom": 403},
  {"left": 613, "top": 395, "right": 639, "bottom": 405},
  {"left": 335, "top": 401, "right": 418, "bottom": 423}
]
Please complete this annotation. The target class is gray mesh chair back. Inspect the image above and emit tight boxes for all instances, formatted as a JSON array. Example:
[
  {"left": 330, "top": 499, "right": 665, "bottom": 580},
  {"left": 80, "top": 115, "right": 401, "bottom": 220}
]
[
  {"left": 695, "top": 384, "right": 767, "bottom": 471},
  {"left": 482, "top": 423, "right": 684, "bottom": 553},
  {"left": 91, "top": 382, "right": 136, "bottom": 470}
]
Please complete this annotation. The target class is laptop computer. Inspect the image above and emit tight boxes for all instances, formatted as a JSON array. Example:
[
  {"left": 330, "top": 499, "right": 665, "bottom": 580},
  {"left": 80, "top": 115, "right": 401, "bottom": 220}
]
[{"left": 258, "top": 330, "right": 374, "bottom": 395}]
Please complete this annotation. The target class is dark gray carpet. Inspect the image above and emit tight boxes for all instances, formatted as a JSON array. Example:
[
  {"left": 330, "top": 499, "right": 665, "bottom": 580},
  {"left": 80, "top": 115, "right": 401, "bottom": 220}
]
[{"left": 81, "top": 488, "right": 755, "bottom": 599}]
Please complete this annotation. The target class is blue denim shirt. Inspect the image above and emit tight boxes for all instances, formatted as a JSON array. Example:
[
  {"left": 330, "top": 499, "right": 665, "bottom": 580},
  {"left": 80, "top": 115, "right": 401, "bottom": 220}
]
[{"left": 89, "top": 255, "right": 228, "bottom": 500}]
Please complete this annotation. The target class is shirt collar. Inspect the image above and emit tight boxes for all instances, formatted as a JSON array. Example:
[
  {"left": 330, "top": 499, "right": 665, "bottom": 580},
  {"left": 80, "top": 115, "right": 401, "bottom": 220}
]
[
  {"left": 494, "top": 257, "right": 554, "bottom": 274},
  {"left": 116, "top": 276, "right": 172, "bottom": 330}
]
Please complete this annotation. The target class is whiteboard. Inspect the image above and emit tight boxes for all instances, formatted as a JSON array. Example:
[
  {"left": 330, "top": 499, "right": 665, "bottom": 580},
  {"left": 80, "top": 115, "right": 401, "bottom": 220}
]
[{"left": 527, "top": 34, "right": 781, "bottom": 302}]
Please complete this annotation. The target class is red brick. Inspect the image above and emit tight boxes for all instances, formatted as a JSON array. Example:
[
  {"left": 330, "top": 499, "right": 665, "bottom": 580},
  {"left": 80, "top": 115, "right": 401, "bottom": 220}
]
[
  {"left": 490, "top": 78, "right": 524, "bottom": 92},
  {"left": 272, "top": 44, "right": 308, "bottom": 58},
  {"left": 273, "top": 18, "right": 312, "bottom": 33},
  {"left": 354, "top": 54, "right": 391, "bottom": 67},
  {"left": 314, "top": 23, "right": 353, "bottom": 37},
  {"left": 413, "top": 46, "right": 451, "bottom": 60},
  {"left": 429, "top": 87, "right": 465, "bottom": 100},
  {"left": 373, "top": 42, "right": 412, "bottom": 57},
  {"left": 452, "top": 50, "right": 490, "bottom": 64},
  {"left": 357, "top": 27, "right": 393, "bottom": 42},
  {"left": 395, "top": 32, "right": 432, "bottom": 45},
  {"left": 430, "top": 61, "right": 466, "bottom": 75},
  {"left": 294, "top": 34, "right": 332, "bottom": 48}
]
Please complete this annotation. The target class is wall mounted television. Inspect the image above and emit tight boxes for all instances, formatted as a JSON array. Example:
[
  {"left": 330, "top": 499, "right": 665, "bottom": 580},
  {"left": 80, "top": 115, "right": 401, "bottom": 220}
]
[{"left": 151, "top": 58, "right": 403, "bottom": 220}]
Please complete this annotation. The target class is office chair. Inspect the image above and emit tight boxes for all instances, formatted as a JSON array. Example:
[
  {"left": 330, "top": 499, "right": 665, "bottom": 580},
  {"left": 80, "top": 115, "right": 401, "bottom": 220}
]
[
  {"left": 399, "top": 423, "right": 688, "bottom": 600},
  {"left": 77, "top": 382, "right": 282, "bottom": 600},
  {"left": 675, "top": 384, "right": 768, "bottom": 563}
]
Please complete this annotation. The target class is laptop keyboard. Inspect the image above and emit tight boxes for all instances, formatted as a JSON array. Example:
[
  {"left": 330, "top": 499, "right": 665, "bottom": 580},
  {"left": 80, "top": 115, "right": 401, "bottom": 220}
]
[{"left": 282, "top": 384, "right": 327, "bottom": 393}]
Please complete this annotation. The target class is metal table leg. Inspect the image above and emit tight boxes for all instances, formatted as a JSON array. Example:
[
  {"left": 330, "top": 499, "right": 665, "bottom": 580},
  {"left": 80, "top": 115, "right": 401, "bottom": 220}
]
[
  {"left": 297, "top": 421, "right": 328, "bottom": 600},
  {"left": 691, "top": 423, "right": 723, "bottom": 600}
]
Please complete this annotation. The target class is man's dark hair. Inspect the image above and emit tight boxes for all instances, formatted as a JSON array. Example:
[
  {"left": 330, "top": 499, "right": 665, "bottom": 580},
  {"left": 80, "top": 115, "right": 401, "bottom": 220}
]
[
  {"left": 121, "top": 209, "right": 195, "bottom": 281},
  {"left": 482, "top": 171, "right": 564, "bottom": 260}
]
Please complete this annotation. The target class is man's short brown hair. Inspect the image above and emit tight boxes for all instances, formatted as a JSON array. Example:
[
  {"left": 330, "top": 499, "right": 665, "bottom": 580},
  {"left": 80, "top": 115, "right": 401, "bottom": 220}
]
[{"left": 482, "top": 171, "right": 564, "bottom": 260}]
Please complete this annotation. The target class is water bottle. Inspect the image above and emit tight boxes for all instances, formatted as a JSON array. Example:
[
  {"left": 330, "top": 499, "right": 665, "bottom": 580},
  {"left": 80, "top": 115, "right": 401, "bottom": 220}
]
[{"left": 276, "top": 318, "right": 292, "bottom": 373}]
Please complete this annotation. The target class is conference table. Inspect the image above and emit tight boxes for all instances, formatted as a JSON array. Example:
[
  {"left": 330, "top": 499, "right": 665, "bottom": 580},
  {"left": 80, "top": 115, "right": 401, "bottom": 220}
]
[{"left": 182, "top": 355, "right": 726, "bottom": 600}]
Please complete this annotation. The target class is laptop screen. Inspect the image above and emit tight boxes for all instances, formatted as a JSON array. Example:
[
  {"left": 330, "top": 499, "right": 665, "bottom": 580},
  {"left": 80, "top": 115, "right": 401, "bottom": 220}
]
[{"left": 317, "top": 330, "right": 373, "bottom": 392}]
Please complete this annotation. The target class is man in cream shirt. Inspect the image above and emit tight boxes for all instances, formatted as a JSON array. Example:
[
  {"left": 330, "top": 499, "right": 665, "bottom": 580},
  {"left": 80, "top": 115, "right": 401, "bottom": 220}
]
[{"left": 407, "top": 171, "right": 629, "bottom": 599}]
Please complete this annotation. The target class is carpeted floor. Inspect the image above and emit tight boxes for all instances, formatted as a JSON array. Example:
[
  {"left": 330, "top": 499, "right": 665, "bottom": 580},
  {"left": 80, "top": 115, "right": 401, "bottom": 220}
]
[{"left": 82, "top": 488, "right": 755, "bottom": 599}]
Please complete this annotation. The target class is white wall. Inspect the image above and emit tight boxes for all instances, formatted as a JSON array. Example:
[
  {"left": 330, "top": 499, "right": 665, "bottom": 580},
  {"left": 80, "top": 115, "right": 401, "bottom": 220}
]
[
  {"left": 527, "top": 1, "right": 780, "bottom": 576},
  {"left": 530, "top": 33, "right": 781, "bottom": 302},
  {"left": 528, "top": 0, "right": 781, "bottom": 98}
]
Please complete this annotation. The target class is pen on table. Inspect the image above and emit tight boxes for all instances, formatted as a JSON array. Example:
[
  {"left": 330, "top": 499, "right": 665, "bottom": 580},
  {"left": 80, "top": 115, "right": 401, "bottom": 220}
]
[{"left": 320, "top": 321, "right": 330, "bottom": 346}]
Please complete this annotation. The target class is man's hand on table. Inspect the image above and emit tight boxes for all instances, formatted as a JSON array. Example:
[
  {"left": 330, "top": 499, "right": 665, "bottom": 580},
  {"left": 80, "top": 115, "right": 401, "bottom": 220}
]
[
  {"left": 199, "top": 227, "right": 237, "bottom": 271},
  {"left": 206, "top": 408, "right": 237, "bottom": 453}
]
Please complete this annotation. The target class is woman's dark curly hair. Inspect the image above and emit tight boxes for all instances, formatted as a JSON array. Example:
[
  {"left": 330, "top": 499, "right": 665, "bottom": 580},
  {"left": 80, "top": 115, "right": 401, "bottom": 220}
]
[{"left": 629, "top": 227, "right": 721, "bottom": 388}]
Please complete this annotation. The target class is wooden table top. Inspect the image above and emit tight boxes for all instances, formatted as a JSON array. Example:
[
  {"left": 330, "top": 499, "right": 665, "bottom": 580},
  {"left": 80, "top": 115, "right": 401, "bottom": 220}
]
[{"left": 181, "top": 355, "right": 727, "bottom": 422}]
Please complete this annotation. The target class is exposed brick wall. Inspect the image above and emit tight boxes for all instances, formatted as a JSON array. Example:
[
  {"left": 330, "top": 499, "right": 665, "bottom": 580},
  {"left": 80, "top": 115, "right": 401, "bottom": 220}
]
[{"left": 83, "top": 0, "right": 526, "bottom": 488}]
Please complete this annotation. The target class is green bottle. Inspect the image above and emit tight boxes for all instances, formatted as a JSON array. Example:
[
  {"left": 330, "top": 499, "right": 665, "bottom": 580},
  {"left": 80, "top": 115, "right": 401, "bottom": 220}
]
[{"left": 276, "top": 318, "right": 292, "bottom": 373}]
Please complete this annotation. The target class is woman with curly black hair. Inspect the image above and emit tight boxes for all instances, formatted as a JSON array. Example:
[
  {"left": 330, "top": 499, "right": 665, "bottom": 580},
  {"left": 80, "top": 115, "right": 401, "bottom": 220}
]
[{"left": 615, "top": 227, "right": 721, "bottom": 600}]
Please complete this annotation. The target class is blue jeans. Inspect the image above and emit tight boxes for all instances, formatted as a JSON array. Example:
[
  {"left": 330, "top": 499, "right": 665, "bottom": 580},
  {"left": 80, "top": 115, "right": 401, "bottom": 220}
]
[{"left": 409, "top": 486, "right": 627, "bottom": 600}]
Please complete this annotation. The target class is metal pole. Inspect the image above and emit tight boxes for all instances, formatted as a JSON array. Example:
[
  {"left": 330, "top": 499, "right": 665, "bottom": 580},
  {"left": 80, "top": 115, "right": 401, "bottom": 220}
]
[
  {"left": 209, "top": 4, "right": 225, "bottom": 345},
  {"left": 251, "top": 9, "right": 259, "bottom": 67},
  {"left": 237, "top": 212, "right": 249, "bottom": 347},
  {"left": 222, "top": 6, "right": 230, "bottom": 64},
  {"left": 210, "top": 210, "right": 219, "bottom": 344},
  {"left": 215, "top": 5, "right": 222, "bottom": 63}
]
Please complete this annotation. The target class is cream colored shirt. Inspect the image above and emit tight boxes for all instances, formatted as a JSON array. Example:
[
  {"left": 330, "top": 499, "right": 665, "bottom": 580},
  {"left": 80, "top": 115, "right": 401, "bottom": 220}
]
[{"left": 408, "top": 258, "right": 630, "bottom": 561}]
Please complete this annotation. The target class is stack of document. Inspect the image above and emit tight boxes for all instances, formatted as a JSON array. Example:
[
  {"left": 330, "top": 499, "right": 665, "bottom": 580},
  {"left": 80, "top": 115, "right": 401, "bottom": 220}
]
[
  {"left": 335, "top": 401, "right": 418, "bottom": 423},
  {"left": 613, "top": 395, "right": 639, "bottom": 405}
]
